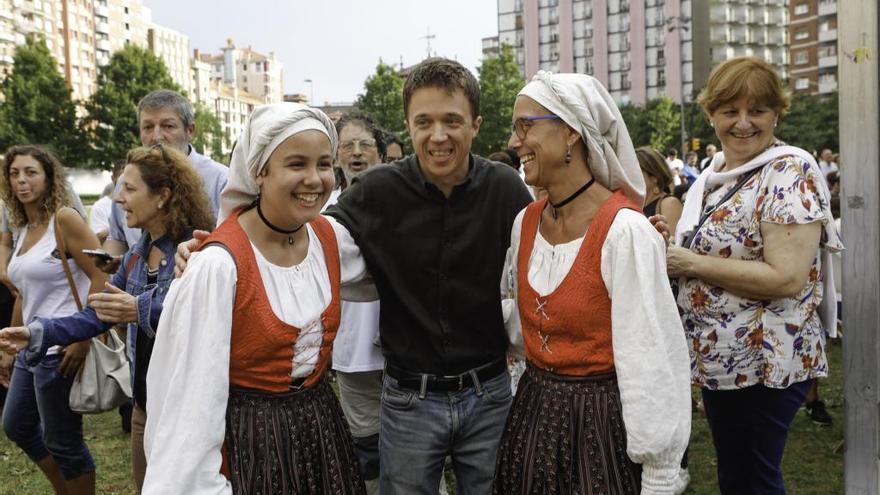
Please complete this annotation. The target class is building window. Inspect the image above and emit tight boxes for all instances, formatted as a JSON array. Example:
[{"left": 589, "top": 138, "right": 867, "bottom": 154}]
[
  {"left": 794, "top": 51, "right": 809, "bottom": 65},
  {"left": 795, "top": 78, "right": 810, "bottom": 90},
  {"left": 795, "top": 29, "right": 809, "bottom": 41},
  {"left": 794, "top": 3, "right": 808, "bottom": 15},
  {"left": 658, "top": 68, "right": 666, "bottom": 86}
]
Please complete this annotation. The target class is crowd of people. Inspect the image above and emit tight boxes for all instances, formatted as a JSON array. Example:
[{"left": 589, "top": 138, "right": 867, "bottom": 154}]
[{"left": 0, "top": 55, "right": 842, "bottom": 495}]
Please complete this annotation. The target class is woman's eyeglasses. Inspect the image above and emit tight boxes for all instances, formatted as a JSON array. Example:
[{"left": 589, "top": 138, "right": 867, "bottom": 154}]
[{"left": 511, "top": 115, "right": 561, "bottom": 140}]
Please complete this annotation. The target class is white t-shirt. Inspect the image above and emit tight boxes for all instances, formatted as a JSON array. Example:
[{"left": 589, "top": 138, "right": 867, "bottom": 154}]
[
  {"left": 89, "top": 195, "right": 113, "bottom": 234},
  {"left": 8, "top": 216, "right": 90, "bottom": 355}
]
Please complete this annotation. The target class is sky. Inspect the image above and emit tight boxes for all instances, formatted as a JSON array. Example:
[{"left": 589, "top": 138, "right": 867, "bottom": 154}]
[{"left": 146, "top": 0, "right": 499, "bottom": 105}]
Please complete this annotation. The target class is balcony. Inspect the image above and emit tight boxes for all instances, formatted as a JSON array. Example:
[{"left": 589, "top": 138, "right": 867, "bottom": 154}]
[
  {"left": 0, "top": 31, "right": 16, "bottom": 44},
  {"left": 96, "top": 21, "right": 109, "bottom": 33},
  {"left": 818, "top": 29, "right": 838, "bottom": 42},
  {"left": 818, "top": 78, "right": 837, "bottom": 94},
  {"left": 818, "top": 55, "right": 838, "bottom": 68},
  {"left": 818, "top": 1, "right": 837, "bottom": 16},
  {"left": 94, "top": 4, "right": 109, "bottom": 17},
  {"left": 97, "top": 38, "right": 110, "bottom": 51}
]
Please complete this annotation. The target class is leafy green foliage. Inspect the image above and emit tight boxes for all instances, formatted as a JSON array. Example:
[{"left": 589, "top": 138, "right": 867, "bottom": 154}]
[
  {"left": 474, "top": 44, "right": 524, "bottom": 157},
  {"left": 192, "top": 102, "right": 226, "bottom": 163},
  {"left": 0, "top": 35, "right": 89, "bottom": 166},
  {"left": 776, "top": 92, "right": 838, "bottom": 153},
  {"left": 355, "top": 60, "right": 406, "bottom": 143},
  {"left": 83, "top": 45, "right": 178, "bottom": 169}
]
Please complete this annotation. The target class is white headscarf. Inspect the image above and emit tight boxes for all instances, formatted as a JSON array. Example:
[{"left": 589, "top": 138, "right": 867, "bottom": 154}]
[
  {"left": 519, "top": 71, "right": 645, "bottom": 205},
  {"left": 219, "top": 102, "right": 338, "bottom": 222}
]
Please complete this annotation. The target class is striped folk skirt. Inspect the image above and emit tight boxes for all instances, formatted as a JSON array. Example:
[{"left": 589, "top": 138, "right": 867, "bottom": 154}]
[
  {"left": 225, "top": 377, "right": 366, "bottom": 495},
  {"left": 492, "top": 365, "right": 642, "bottom": 495}
]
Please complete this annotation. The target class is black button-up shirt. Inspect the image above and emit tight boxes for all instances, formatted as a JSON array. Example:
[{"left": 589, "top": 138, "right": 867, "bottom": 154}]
[{"left": 326, "top": 154, "right": 532, "bottom": 375}]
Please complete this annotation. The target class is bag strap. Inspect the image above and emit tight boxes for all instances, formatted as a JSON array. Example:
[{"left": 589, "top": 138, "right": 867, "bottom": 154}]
[
  {"left": 683, "top": 165, "right": 765, "bottom": 249},
  {"left": 54, "top": 214, "right": 84, "bottom": 311}
]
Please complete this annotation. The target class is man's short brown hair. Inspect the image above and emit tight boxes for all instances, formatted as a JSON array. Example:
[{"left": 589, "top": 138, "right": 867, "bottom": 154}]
[{"left": 403, "top": 58, "right": 480, "bottom": 120}]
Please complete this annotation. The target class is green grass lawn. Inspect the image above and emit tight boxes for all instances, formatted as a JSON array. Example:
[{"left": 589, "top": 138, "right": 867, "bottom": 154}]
[{"left": 0, "top": 342, "right": 844, "bottom": 495}]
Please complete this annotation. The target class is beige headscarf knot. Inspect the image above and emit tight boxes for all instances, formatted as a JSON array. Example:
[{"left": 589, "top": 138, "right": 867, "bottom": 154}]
[
  {"left": 519, "top": 71, "right": 645, "bottom": 205},
  {"left": 219, "top": 102, "right": 337, "bottom": 221}
]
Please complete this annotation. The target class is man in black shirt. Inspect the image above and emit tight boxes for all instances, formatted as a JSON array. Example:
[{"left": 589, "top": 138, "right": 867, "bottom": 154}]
[{"left": 325, "top": 58, "right": 532, "bottom": 494}]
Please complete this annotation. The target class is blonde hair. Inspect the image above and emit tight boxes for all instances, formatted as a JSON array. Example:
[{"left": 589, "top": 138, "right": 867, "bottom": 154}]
[
  {"left": 125, "top": 145, "right": 215, "bottom": 241},
  {"left": 1, "top": 145, "right": 73, "bottom": 229},
  {"left": 697, "top": 57, "right": 790, "bottom": 118}
]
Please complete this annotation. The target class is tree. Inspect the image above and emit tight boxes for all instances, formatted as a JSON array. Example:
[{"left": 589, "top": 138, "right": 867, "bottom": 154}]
[
  {"left": 645, "top": 97, "right": 681, "bottom": 153},
  {"left": 776, "top": 92, "right": 838, "bottom": 153},
  {"left": 618, "top": 103, "right": 651, "bottom": 149},
  {"left": 474, "top": 44, "right": 524, "bottom": 157},
  {"left": 192, "top": 102, "right": 226, "bottom": 163},
  {"left": 355, "top": 60, "right": 406, "bottom": 141},
  {"left": 84, "top": 45, "right": 178, "bottom": 169},
  {"left": 0, "top": 35, "right": 89, "bottom": 166}
]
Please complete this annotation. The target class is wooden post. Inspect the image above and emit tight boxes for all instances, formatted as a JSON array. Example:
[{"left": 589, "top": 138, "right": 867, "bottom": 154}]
[{"left": 839, "top": 1, "right": 880, "bottom": 493}]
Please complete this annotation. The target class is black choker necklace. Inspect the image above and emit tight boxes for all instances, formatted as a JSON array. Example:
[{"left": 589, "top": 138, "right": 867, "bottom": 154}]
[
  {"left": 549, "top": 177, "right": 595, "bottom": 219},
  {"left": 256, "top": 200, "right": 304, "bottom": 245}
]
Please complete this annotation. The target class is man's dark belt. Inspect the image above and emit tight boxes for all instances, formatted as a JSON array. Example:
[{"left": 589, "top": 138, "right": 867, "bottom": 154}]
[{"left": 385, "top": 357, "right": 507, "bottom": 393}]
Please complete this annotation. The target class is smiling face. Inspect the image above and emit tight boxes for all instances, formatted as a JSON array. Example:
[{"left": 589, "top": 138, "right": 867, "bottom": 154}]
[
  {"left": 406, "top": 86, "right": 481, "bottom": 193},
  {"left": 709, "top": 97, "right": 778, "bottom": 167},
  {"left": 8, "top": 155, "right": 48, "bottom": 206},
  {"left": 508, "top": 95, "right": 570, "bottom": 187},
  {"left": 337, "top": 121, "right": 380, "bottom": 184},
  {"left": 255, "top": 130, "right": 335, "bottom": 227},
  {"left": 117, "top": 164, "right": 168, "bottom": 232},
  {"left": 139, "top": 107, "right": 194, "bottom": 153}
]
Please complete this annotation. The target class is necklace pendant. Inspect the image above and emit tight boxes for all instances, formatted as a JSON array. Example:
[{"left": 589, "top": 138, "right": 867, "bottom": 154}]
[{"left": 288, "top": 235, "right": 294, "bottom": 245}]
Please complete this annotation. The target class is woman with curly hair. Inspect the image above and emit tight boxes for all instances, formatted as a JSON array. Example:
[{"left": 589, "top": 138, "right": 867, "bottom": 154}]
[
  {"left": 0, "top": 145, "right": 107, "bottom": 495},
  {"left": 0, "top": 144, "right": 215, "bottom": 493}
]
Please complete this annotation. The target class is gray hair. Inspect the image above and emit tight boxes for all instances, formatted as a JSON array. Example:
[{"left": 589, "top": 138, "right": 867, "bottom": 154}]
[{"left": 137, "top": 89, "right": 195, "bottom": 128}]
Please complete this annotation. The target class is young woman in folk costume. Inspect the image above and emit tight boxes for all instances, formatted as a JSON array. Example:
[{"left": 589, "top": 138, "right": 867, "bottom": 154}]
[{"left": 142, "top": 103, "right": 368, "bottom": 495}]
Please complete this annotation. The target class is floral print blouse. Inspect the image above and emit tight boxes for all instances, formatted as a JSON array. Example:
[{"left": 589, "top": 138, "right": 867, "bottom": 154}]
[{"left": 678, "top": 149, "right": 842, "bottom": 390}]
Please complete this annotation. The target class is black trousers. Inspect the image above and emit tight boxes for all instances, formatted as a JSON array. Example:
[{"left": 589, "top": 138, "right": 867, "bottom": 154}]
[{"left": 702, "top": 380, "right": 810, "bottom": 495}]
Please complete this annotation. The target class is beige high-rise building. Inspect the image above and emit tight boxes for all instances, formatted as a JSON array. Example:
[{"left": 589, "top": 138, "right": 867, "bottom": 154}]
[
  {"left": 0, "top": 0, "right": 153, "bottom": 101},
  {"left": 191, "top": 50, "right": 263, "bottom": 158},
  {"left": 198, "top": 38, "right": 284, "bottom": 104},
  {"left": 94, "top": 0, "right": 149, "bottom": 66},
  {"left": 148, "top": 22, "right": 189, "bottom": 93}
]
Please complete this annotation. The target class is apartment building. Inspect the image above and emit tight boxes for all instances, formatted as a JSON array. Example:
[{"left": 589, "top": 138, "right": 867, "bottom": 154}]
[
  {"left": 789, "top": 0, "right": 838, "bottom": 95},
  {"left": 197, "top": 38, "right": 283, "bottom": 104},
  {"left": 0, "top": 0, "right": 151, "bottom": 100},
  {"left": 147, "top": 22, "right": 189, "bottom": 93},
  {"left": 495, "top": 0, "right": 788, "bottom": 106}
]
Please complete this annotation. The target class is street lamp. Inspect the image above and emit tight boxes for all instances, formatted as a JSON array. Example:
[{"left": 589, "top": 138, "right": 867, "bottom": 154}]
[
  {"left": 304, "top": 78, "right": 314, "bottom": 106},
  {"left": 666, "top": 15, "right": 691, "bottom": 158}
]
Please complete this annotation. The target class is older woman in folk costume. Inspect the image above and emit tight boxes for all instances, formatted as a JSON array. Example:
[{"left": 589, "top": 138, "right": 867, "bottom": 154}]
[
  {"left": 141, "top": 103, "right": 368, "bottom": 494},
  {"left": 495, "top": 72, "right": 691, "bottom": 495}
]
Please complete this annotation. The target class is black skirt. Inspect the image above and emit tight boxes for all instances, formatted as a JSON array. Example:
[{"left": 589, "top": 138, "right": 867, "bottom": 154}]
[
  {"left": 225, "top": 377, "right": 365, "bottom": 495},
  {"left": 493, "top": 365, "right": 642, "bottom": 495}
]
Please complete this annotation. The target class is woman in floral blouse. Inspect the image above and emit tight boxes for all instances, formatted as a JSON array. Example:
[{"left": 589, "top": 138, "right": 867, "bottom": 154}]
[{"left": 667, "top": 57, "right": 843, "bottom": 494}]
